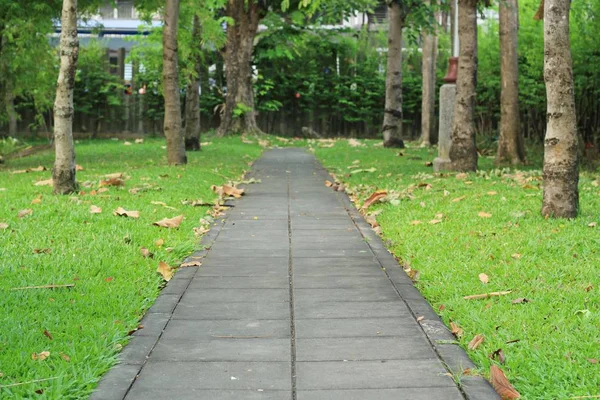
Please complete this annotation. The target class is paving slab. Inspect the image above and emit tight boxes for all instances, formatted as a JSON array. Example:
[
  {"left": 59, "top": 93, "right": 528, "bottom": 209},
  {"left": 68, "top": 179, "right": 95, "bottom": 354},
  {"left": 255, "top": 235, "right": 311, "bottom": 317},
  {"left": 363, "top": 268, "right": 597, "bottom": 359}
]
[{"left": 91, "top": 148, "right": 495, "bottom": 400}]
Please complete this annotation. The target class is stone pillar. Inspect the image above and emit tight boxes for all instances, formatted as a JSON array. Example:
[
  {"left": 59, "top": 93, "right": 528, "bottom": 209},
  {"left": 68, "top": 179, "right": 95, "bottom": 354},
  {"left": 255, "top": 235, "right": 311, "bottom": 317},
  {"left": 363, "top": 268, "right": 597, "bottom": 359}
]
[{"left": 433, "top": 83, "right": 456, "bottom": 172}]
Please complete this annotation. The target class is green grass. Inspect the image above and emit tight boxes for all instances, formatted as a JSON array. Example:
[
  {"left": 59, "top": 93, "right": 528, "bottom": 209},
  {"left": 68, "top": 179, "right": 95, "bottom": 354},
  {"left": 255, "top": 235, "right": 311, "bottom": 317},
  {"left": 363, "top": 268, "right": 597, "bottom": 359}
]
[
  {"left": 0, "top": 136, "right": 263, "bottom": 398},
  {"left": 314, "top": 139, "right": 600, "bottom": 399}
]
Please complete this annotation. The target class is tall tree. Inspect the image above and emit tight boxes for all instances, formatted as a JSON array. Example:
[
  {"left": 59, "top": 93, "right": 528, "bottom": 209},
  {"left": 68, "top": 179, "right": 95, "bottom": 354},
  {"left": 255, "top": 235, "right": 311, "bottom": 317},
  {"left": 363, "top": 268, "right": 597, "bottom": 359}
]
[
  {"left": 52, "top": 0, "right": 79, "bottom": 194},
  {"left": 163, "top": 0, "right": 187, "bottom": 164},
  {"left": 217, "top": 0, "right": 262, "bottom": 136},
  {"left": 419, "top": 1, "right": 438, "bottom": 147},
  {"left": 449, "top": 0, "right": 478, "bottom": 171},
  {"left": 382, "top": 0, "right": 406, "bottom": 148},
  {"left": 184, "top": 13, "right": 202, "bottom": 151},
  {"left": 540, "top": 0, "right": 579, "bottom": 217},
  {"left": 496, "top": 0, "right": 525, "bottom": 164}
]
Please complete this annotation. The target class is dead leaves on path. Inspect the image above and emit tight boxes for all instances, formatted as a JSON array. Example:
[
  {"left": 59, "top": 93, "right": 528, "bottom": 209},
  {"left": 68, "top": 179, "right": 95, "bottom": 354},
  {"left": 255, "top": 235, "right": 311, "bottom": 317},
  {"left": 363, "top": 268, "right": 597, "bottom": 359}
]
[
  {"left": 212, "top": 184, "right": 244, "bottom": 199},
  {"left": 156, "top": 261, "right": 174, "bottom": 281},
  {"left": 361, "top": 190, "right": 388, "bottom": 210}
]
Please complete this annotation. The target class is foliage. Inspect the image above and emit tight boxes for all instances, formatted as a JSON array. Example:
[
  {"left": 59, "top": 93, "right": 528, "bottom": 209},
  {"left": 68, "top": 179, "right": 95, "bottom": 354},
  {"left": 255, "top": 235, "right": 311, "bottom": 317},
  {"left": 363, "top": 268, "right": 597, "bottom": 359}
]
[
  {"left": 0, "top": 136, "right": 263, "bottom": 398},
  {"left": 315, "top": 139, "right": 600, "bottom": 399},
  {"left": 73, "top": 40, "right": 123, "bottom": 130}
]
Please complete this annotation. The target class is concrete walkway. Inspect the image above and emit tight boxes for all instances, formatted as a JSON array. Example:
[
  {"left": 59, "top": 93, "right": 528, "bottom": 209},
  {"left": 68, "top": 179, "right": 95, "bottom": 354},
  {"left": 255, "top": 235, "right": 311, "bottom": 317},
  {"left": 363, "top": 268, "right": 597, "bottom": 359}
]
[{"left": 91, "top": 149, "right": 498, "bottom": 400}]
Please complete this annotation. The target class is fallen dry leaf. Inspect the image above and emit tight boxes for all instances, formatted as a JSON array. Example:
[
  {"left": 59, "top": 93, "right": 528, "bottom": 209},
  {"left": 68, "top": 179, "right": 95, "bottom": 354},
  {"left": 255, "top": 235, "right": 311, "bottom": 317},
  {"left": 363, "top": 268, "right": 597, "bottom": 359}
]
[
  {"left": 153, "top": 215, "right": 184, "bottom": 228},
  {"left": 361, "top": 190, "right": 388, "bottom": 210},
  {"left": 140, "top": 247, "right": 154, "bottom": 258},
  {"left": 487, "top": 191, "right": 498, "bottom": 196},
  {"left": 113, "top": 207, "right": 140, "bottom": 218},
  {"left": 34, "top": 179, "right": 53, "bottom": 186},
  {"left": 193, "top": 226, "right": 210, "bottom": 236},
  {"left": 135, "top": 138, "right": 144, "bottom": 144},
  {"left": 43, "top": 329, "right": 53, "bottom": 341},
  {"left": 452, "top": 196, "right": 466, "bottom": 203},
  {"left": 29, "top": 166, "right": 46, "bottom": 172},
  {"left": 157, "top": 261, "right": 174, "bottom": 281},
  {"left": 348, "top": 138, "right": 364, "bottom": 147},
  {"left": 123, "top": 141, "right": 132, "bottom": 146},
  {"left": 468, "top": 334, "right": 485, "bottom": 350},
  {"left": 416, "top": 316, "right": 425, "bottom": 322},
  {"left": 490, "top": 364, "right": 520, "bottom": 399},
  {"left": 478, "top": 211, "right": 492, "bottom": 218},
  {"left": 212, "top": 184, "right": 244, "bottom": 198},
  {"left": 155, "top": 238, "right": 165, "bottom": 247},
  {"left": 31, "top": 351, "right": 50, "bottom": 361},
  {"left": 490, "top": 349, "right": 507, "bottom": 364},
  {"left": 464, "top": 291, "right": 512, "bottom": 300},
  {"left": 100, "top": 177, "right": 125, "bottom": 187},
  {"left": 512, "top": 298, "right": 530, "bottom": 304},
  {"left": 587, "top": 358, "right": 598, "bottom": 364},
  {"left": 60, "top": 353, "right": 70, "bottom": 362},
  {"left": 588, "top": 222, "right": 597, "bottom": 228},
  {"left": 104, "top": 173, "right": 124, "bottom": 179},
  {"left": 33, "top": 248, "right": 52, "bottom": 254},
  {"left": 410, "top": 220, "right": 422, "bottom": 226},
  {"left": 180, "top": 260, "right": 202, "bottom": 268},
  {"left": 456, "top": 173, "right": 468, "bottom": 180},
  {"left": 0, "top": 222, "right": 9, "bottom": 230},
  {"left": 90, "top": 205, "right": 102, "bottom": 214},
  {"left": 511, "top": 253, "right": 522, "bottom": 259},
  {"left": 479, "top": 273, "right": 489, "bottom": 284},
  {"left": 429, "top": 219, "right": 442, "bottom": 225},
  {"left": 76, "top": 164, "right": 84, "bottom": 171},
  {"left": 450, "top": 322, "right": 464, "bottom": 338},
  {"left": 18, "top": 209, "right": 33, "bottom": 218},
  {"left": 97, "top": 187, "right": 109, "bottom": 194}
]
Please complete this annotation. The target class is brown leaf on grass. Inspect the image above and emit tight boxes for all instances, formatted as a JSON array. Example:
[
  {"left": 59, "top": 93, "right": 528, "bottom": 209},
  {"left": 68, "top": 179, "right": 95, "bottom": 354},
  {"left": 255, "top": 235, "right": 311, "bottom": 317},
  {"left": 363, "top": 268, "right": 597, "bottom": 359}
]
[
  {"left": 212, "top": 184, "right": 244, "bottom": 198},
  {"left": 348, "top": 138, "right": 364, "bottom": 147},
  {"left": 105, "top": 277, "right": 113, "bottom": 282},
  {"left": 30, "top": 166, "right": 47, "bottom": 172},
  {"left": 31, "top": 351, "right": 50, "bottom": 361},
  {"left": 0, "top": 222, "right": 8, "bottom": 230},
  {"left": 100, "top": 178, "right": 124, "bottom": 187},
  {"left": 34, "top": 178, "right": 53, "bottom": 186},
  {"left": 468, "top": 334, "right": 485, "bottom": 350},
  {"left": 76, "top": 164, "right": 84, "bottom": 171},
  {"left": 140, "top": 247, "right": 154, "bottom": 258},
  {"left": 90, "top": 205, "right": 102, "bottom": 214},
  {"left": 429, "top": 219, "right": 442, "bottom": 225},
  {"left": 490, "top": 365, "right": 520, "bottom": 399},
  {"left": 361, "top": 190, "right": 388, "bottom": 210},
  {"left": 97, "top": 187, "right": 109, "bottom": 194},
  {"left": 153, "top": 215, "right": 184, "bottom": 228},
  {"left": 410, "top": 220, "right": 422, "bottom": 225},
  {"left": 511, "top": 253, "right": 522, "bottom": 259},
  {"left": 123, "top": 141, "right": 132, "bottom": 146},
  {"left": 105, "top": 173, "right": 124, "bottom": 179},
  {"left": 33, "top": 248, "right": 52, "bottom": 254},
  {"left": 404, "top": 268, "right": 420, "bottom": 282},
  {"left": 43, "top": 329, "right": 53, "bottom": 341},
  {"left": 450, "top": 322, "right": 464, "bottom": 338},
  {"left": 60, "top": 353, "right": 70, "bottom": 362},
  {"left": 490, "top": 348, "right": 507, "bottom": 364},
  {"left": 452, "top": 196, "right": 466, "bottom": 203},
  {"left": 180, "top": 260, "right": 202, "bottom": 268},
  {"left": 479, "top": 273, "right": 489, "bottom": 284},
  {"left": 464, "top": 291, "right": 512, "bottom": 300},
  {"left": 155, "top": 238, "right": 165, "bottom": 247},
  {"left": 588, "top": 358, "right": 598, "bottom": 364},
  {"left": 588, "top": 222, "right": 597, "bottom": 228},
  {"left": 512, "top": 298, "right": 530, "bottom": 304},
  {"left": 18, "top": 209, "right": 33, "bottom": 218},
  {"left": 113, "top": 207, "right": 140, "bottom": 218},
  {"left": 31, "top": 194, "right": 43, "bottom": 205},
  {"left": 478, "top": 211, "right": 492, "bottom": 218},
  {"left": 487, "top": 191, "right": 498, "bottom": 196},
  {"left": 584, "top": 284, "right": 593, "bottom": 292},
  {"left": 157, "top": 261, "right": 174, "bottom": 281},
  {"left": 193, "top": 226, "right": 210, "bottom": 236},
  {"left": 135, "top": 138, "right": 144, "bottom": 144},
  {"left": 364, "top": 214, "right": 379, "bottom": 228},
  {"left": 456, "top": 173, "right": 468, "bottom": 180}
]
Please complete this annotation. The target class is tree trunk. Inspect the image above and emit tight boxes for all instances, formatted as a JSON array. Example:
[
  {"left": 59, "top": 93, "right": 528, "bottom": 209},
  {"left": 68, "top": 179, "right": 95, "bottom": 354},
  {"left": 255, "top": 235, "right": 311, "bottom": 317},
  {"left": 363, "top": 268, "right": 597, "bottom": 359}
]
[
  {"left": 420, "top": 2, "right": 437, "bottom": 147},
  {"left": 5, "top": 82, "right": 17, "bottom": 137},
  {"left": 217, "top": 0, "right": 262, "bottom": 136},
  {"left": 184, "top": 14, "right": 201, "bottom": 151},
  {"left": 52, "top": 0, "right": 79, "bottom": 195},
  {"left": 163, "top": 0, "right": 186, "bottom": 165},
  {"left": 449, "top": 0, "right": 478, "bottom": 171},
  {"left": 541, "top": 0, "right": 579, "bottom": 218},
  {"left": 382, "top": 1, "right": 405, "bottom": 148},
  {"left": 496, "top": 0, "right": 525, "bottom": 165}
]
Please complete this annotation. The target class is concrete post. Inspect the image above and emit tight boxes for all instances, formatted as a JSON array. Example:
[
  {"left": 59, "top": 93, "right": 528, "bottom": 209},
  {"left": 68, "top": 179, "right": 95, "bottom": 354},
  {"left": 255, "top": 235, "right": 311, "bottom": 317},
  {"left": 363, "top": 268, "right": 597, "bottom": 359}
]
[{"left": 433, "top": 83, "right": 456, "bottom": 172}]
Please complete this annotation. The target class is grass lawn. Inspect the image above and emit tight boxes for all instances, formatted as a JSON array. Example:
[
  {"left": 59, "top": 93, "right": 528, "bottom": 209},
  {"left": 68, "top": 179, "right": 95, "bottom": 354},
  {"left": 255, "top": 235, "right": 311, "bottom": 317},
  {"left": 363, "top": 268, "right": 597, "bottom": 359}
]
[
  {"left": 0, "top": 136, "right": 262, "bottom": 398},
  {"left": 314, "top": 139, "right": 600, "bottom": 399}
]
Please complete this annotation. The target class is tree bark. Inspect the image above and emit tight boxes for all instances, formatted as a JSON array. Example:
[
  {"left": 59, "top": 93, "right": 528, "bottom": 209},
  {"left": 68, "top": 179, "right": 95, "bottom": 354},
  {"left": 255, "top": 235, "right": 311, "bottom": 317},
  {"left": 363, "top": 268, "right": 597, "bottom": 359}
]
[
  {"left": 449, "top": 0, "right": 478, "bottom": 171},
  {"left": 541, "top": 0, "right": 579, "bottom": 218},
  {"left": 184, "top": 14, "right": 201, "bottom": 151},
  {"left": 217, "top": 0, "right": 262, "bottom": 136},
  {"left": 52, "top": 0, "right": 79, "bottom": 195},
  {"left": 163, "top": 0, "right": 186, "bottom": 164},
  {"left": 420, "top": 2, "right": 437, "bottom": 147},
  {"left": 5, "top": 81, "right": 17, "bottom": 137},
  {"left": 382, "top": 1, "right": 405, "bottom": 148},
  {"left": 496, "top": 0, "right": 525, "bottom": 165}
]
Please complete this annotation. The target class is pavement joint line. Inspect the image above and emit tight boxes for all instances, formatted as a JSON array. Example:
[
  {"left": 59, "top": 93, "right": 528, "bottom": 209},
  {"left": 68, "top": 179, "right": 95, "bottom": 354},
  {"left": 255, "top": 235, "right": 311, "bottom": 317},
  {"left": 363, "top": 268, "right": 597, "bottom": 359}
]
[{"left": 287, "top": 160, "right": 298, "bottom": 400}]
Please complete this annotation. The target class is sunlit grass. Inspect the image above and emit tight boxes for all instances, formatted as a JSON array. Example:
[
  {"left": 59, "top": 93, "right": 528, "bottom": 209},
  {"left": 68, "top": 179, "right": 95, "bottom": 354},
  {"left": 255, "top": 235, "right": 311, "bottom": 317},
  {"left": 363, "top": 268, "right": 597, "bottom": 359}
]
[
  {"left": 0, "top": 136, "right": 262, "bottom": 398},
  {"left": 315, "top": 139, "right": 600, "bottom": 400}
]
